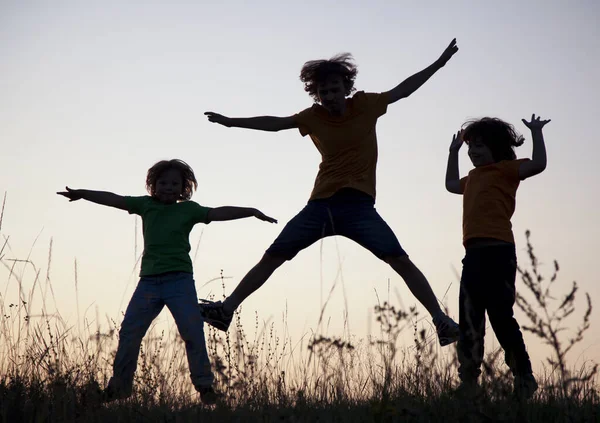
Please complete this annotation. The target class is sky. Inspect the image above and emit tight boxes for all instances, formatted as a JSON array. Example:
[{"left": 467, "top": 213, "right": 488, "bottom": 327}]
[{"left": 1, "top": 0, "right": 599, "bottom": 373}]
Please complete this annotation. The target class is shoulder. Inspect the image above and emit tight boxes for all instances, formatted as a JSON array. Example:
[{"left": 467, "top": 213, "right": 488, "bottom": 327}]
[
  {"left": 125, "top": 195, "right": 154, "bottom": 214},
  {"left": 294, "top": 105, "right": 316, "bottom": 122},
  {"left": 353, "top": 91, "right": 388, "bottom": 116},
  {"left": 181, "top": 200, "right": 211, "bottom": 215},
  {"left": 499, "top": 159, "right": 529, "bottom": 180}
]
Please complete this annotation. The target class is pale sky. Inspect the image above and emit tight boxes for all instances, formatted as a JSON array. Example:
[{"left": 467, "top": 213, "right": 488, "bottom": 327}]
[{"left": 1, "top": 1, "right": 599, "bottom": 371}]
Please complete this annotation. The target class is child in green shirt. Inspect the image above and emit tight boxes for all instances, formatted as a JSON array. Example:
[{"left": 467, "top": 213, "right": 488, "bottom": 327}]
[{"left": 58, "top": 159, "right": 276, "bottom": 404}]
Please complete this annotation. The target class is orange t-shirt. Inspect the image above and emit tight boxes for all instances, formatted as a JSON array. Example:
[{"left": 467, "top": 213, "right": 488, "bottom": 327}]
[
  {"left": 460, "top": 159, "right": 529, "bottom": 245},
  {"left": 293, "top": 91, "right": 388, "bottom": 200}
]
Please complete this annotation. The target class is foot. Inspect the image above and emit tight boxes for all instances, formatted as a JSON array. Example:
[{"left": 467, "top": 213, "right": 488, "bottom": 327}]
[
  {"left": 453, "top": 380, "right": 481, "bottom": 399},
  {"left": 199, "top": 300, "right": 234, "bottom": 332},
  {"left": 101, "top": 385, "right": 131, "bottom": 403},
  {"left": 433, "top": 314, "right": 460, "bottom": 346},
  {"left": 197, "top": 385, "right": 222, "bottom": 405},
  {"left": 513, "top": 373, "right": 538, "bottom": 400}
]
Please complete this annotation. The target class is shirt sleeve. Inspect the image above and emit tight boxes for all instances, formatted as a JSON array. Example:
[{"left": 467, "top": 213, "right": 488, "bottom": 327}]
[
  {"left": 293, "top": 107, "right": 313, "bottom": 137},
  {"left": 362, "top": 92, "right": 389, "bottom": 118},
  {"left": 124, "top": 196, "right": 149, "bottom": 216},
  {"left": 503, "top": 159, "right": 530, "bottom": 182},
  {"left": 459, "top": 176, "right": 468, "bottom": 194},
  {"left": 191, "top": 202, "right": 212, "bottom": 224}
]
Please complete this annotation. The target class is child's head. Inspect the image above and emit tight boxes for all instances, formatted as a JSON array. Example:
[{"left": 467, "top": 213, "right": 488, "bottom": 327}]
[
  {"left": 299, "top": 53, "right": 357, "bottom": 114},
  {"left": 462, "top": 117, "right": 525, "bottom": 167},
  {"left": 146, "top": 159, "right": 198, "bottom": 204}
]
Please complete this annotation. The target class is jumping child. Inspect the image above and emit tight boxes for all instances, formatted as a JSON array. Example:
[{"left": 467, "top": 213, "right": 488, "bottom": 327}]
[
  {"left": 445, "top": 114, "right": 550, "bottom": 398},
  {"left": 202, "top": 39, "right": 461, "bottom": 346},
  {"left": 57, "top": 159, "right": 276, "bottom": 403}
]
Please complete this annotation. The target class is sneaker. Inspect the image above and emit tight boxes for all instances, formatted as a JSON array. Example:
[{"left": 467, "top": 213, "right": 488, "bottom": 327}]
[
  {"left": 197, "top": 385, "right": 221, "bottom": 405},
  {"left": 199, "top": 300, "right": 233, "bottom": 332},
  {"left": 513, "top": 373, "right": 538, "bottom": 400},
  {"left": 433, "top": 314, "right": 460, "bottom": 346},
  {"left": 101, "top": 385, "right": 131, "bottom": 403}
]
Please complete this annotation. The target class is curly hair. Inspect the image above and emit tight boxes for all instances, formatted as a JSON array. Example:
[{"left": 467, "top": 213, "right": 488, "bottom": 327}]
[
  {"left": 299, "top": 53, "right": 358, "bottom": 102},
  {"left": 145, "top": 159, "right": 198, "bottom": 201},
  {"left": 462, "top": 117, "right": 525, "bottom": 161}
]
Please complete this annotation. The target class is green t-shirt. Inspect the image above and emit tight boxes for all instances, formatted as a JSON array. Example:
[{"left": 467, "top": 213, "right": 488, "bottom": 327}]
[{"left": 125, "top": 196, "right": 211, "bottom": 277}]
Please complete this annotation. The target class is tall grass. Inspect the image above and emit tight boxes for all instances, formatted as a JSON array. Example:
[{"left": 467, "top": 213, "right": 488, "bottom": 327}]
[{"left": 0, "top": 198, "right": 597, "bottom": 422}]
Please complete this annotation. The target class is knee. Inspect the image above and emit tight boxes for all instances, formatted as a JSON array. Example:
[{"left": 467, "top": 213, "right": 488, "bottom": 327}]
[
  {"left": 118, "top": 325, "right": 144, "bottom": 344},
  {"left": 260, "top": 253, "right": 286, "bottom": 269},
  {"left": 384, "top": 254, "right": 412, "bottom": 270}
]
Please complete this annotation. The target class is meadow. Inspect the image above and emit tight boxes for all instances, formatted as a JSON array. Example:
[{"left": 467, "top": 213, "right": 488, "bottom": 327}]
[{"left": 0, "top": 193, "right": 598, "bottom": 422}]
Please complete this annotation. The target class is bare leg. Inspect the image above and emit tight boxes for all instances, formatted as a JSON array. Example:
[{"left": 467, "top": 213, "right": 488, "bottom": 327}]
[
  {"left": 222, "top": 253, "right": 286, "bottom": 314},
  {"left": 385, "top": 255, "right": 443, "bottom": 318}
]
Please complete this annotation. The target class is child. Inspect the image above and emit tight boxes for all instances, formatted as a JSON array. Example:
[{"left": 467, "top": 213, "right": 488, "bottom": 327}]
[
  {"left": 202, "top": 39, "right": 461, "bottom": 346},
  {"left": 445, "top": 114, "right": 550, "bottom": 398},
  {"left": 57, "top": 159, "right": 276, "bottom": 404}
]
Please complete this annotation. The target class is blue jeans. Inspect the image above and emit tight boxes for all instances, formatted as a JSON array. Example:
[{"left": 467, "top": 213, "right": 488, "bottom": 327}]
[
  {"left": 109, "top": 272, "right": 213, "bottom": 392},
  {"left": 266, "top": 188, "right": 406, "bottom": 260}
]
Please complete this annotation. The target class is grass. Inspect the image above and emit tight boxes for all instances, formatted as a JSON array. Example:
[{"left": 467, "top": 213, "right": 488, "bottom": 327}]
[{"left": 0, "top": 191, "right": 598, "bottom": 422}]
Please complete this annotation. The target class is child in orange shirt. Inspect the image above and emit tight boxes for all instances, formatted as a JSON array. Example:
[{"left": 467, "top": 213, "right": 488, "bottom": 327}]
[
  {"left": 445, "top": 115, "right": 550, "bottom": 398},
  {"left": 202, "top": 39, "right": 461, "bottom": 346}
]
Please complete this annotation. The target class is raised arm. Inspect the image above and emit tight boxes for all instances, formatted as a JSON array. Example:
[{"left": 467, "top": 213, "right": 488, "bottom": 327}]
[
  {"left": 445, "top": 131, "right": 464, "bottom": 195},
  {"left": 384, "top": 39, "right": 459, "bottom": 104},
  {"left": 207, "top": 206, "right": 277, "bottom": 223},
  {"left": 57, "top": 187, "right": 128, "bottom": 210},
  {"left": 519, "top": 114, "right": 550, "bottom": 180},
  {"left": 204, "top": 112, "right": 297, "bottom": 132}
]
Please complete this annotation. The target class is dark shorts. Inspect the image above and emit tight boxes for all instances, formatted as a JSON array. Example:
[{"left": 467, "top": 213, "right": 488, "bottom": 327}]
[{"left": 266, "top": 188, "right": 407, "bottom": 260}]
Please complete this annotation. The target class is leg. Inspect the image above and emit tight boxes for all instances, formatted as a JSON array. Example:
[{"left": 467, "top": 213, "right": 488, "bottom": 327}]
[
  {"left": 483, "top": 247, "right": 533, "bottom": 378},
  {"left": 223, "top": 200, "right": 334, "bottom": 314},
  {"left": 457, "top": 254, "right": 486, "bottom": 383},
  {"left": 164, "top": 273, "right": 214, "bottom": 389},
  {"left": 223, "top": 253, "right": 286, "bottom": 313},
  {"left": 385, "top": 256, "right": 443, "bottom": 318},
  {"left": 334, "top": 192, "right": 458, "bottom": 345},
  {"left": 333, "top": 192, "right": 441, "bottom": 316},
  {"left": 202, "top": 200, "right": 334, "bottom": 331},
  {"left": 109, "top": 277, "right": 164, "bottom": 394}
]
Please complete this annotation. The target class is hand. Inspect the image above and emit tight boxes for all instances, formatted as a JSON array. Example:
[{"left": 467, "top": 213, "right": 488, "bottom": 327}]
[
  {"left": 449, "top": 130, "right": 464, "bottom": 152},
  {"left": 437, "top": 38, "right": 459, "bottom": 67},
  {"left": 522, "top": 114, "right": 551, "bottom": 131},
  {"left": 204, "top": 112, "right": 232, "bottom": 127},
  {"left": 253, "top": 209, "right": 277, "bottom": 224},
  {"left": 57, "top": 186, "right": 82, "bottom": 202}
]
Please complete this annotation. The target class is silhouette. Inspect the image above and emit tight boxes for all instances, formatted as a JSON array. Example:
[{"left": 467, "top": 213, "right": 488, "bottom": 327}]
[
  {"left": 445, "top": 114, "right": 550, "bottom": 399},
  {"left": 202, "top": 39, "right": 461, "bottom": 347},
  {"left": 57, "top": 159, "right": 276, "bottom": 403}
]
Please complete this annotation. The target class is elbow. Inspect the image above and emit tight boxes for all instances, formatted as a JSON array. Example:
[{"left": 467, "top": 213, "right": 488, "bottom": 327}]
[
  {"left": 533, "top": 161, "right": 547, "bottom": 174},
  {"left": 445, "top": 180, "right": 461, "bottom": 194}
]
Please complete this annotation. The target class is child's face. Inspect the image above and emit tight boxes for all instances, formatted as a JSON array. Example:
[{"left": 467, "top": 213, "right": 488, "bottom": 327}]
[
  {"left": 155, "top": 168, "right": 183, "bottom": 204},
  {"left": 317, "top": 75, "right": 346, "bottom": 115},
  {"left": 468, "top": 139, "right": 495, "bottom": 167}
]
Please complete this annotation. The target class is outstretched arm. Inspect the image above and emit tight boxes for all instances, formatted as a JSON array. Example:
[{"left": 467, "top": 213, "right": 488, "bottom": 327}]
[
  {"left": 57, "top": 187, "right": 128, "bottom": 210},
  {"left": 445, "top": 131, "right": 464, "bottom": 194},
  {"left": 207, "top": 206, "right": 277, "bottom": 223},
  {"left": 204, "top": 112, "right": 297, "bottom": 132},
  {"left": 385, "top": 39, "right": 459, "bottom": 104},
  {"left": 519, "top": 114, "right": 550, "bottom": 180}
]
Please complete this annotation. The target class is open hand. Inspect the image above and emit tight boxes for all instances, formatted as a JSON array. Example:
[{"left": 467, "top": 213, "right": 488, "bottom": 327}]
[
  {"left": 253, "top": 209, "right": 277, "bottom": 224},
  {"left": 437, "top": 38, "right": 459, "bottom": 66},
  {"left": 57, "top": 186, "right": 82, "bottom": 202},
  {"left": 204, "top": 112, "right": 232, "bottom": 127},
  {"left": 449, "top": 130, "right": 464, "bottom": 152},
  {"left": 522, "top": 114, "right": 551, "bottom": 131}
]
